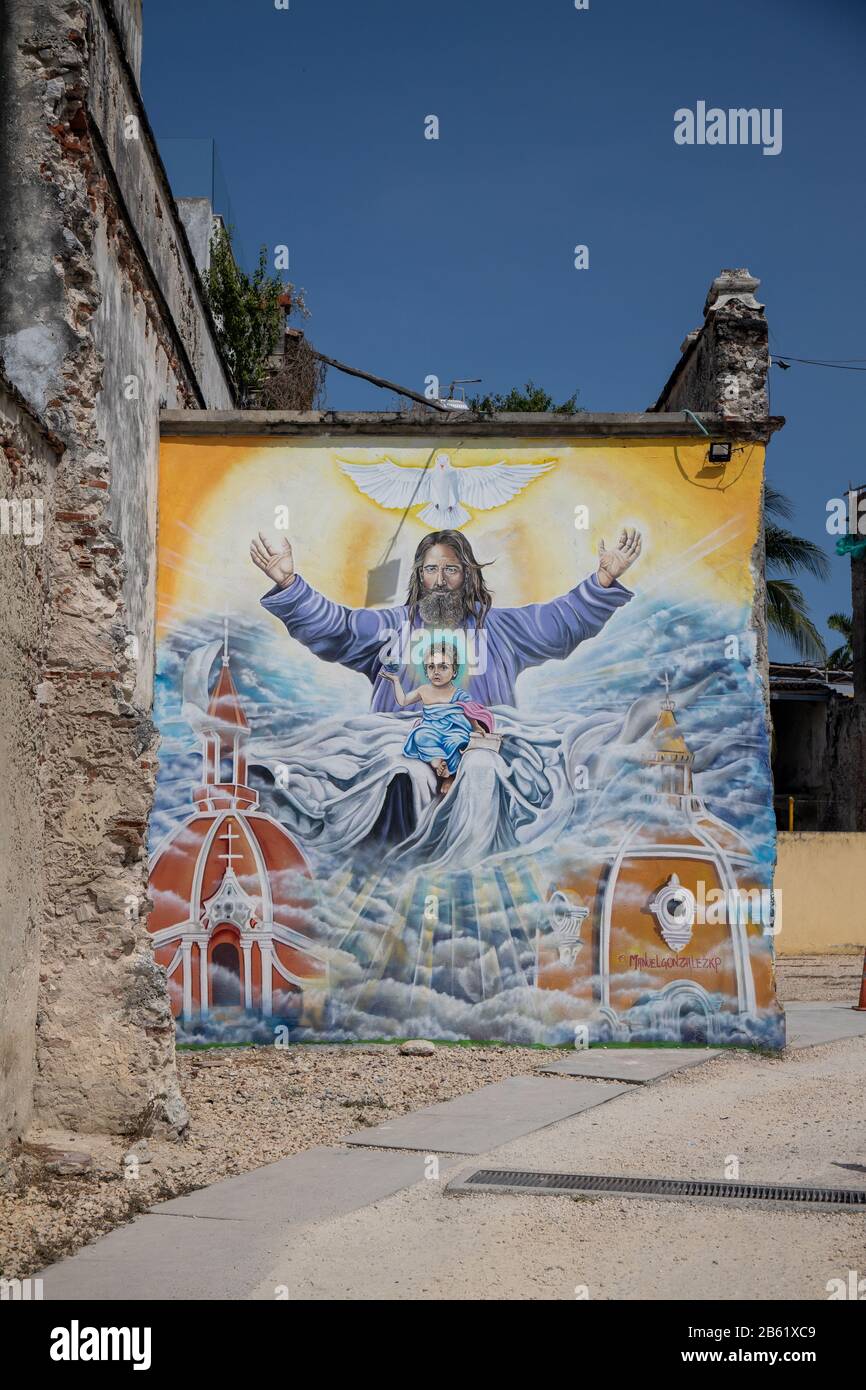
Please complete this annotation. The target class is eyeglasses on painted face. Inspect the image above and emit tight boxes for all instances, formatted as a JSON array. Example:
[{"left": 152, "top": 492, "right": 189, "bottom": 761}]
[{"left": 421, "top": 564, "right": 462, "bottom": 578}]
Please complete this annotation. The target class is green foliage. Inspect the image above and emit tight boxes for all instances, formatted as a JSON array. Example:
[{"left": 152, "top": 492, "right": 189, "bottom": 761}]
[
  {"left": 468, "top": 380, "right": 583, "bottom": 415},
  {"left": 764, "top": 524, "right": 828, "bottom": 582},
  {"left": 764, "top": 484, "right": 828, "bottom": 661},
  {"left": 826, "top": 612, "right": 853, "bottom": 669},
  {"left": 766, "top": 579, "right": 827, "bottom": 662},
  {"left": 203, "top": 225, "right": 286, "bottom": 405}
]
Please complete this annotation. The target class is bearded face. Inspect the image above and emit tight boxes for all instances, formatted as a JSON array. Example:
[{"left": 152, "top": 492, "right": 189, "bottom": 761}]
[
  {"left": 415, "top": 541, "right": 472, "bottom": 626},
  {"left": 417, "top": 587, "right": 468, "bottom": 626}
]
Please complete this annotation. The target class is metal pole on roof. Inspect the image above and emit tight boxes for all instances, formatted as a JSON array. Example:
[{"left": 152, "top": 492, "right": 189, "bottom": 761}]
[{"left": 312, "top": 351, "right": 450, "bottom": 413}]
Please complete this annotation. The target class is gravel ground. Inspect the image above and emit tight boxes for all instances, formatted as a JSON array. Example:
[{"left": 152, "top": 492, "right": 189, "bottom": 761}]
[
  {"left": 776, "top": 952, "right": 864, "bottom": 1003},
  {"left": 0, "top": 1042, "right": 568, "bottom": 1279},
  {"left": 0, "top": 953, "right": 860, "bottom": 1283},
  {"left": 255, "top": 1034, "right": 866, "bottom": 1302}
]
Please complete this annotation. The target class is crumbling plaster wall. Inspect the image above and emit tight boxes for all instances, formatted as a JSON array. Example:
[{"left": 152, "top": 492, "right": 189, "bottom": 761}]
[
  {"left": 0, "top": 0, "right": 232, "bottom": 1141},
  {"left": 652, "top": 270, "right": 770, "bottom": 423},
  {"left": 91, "top": 215, "right": 190, "bottom": 711},
  {"left": 0, "top": 379, "right": 59, "bottom": 1145}
]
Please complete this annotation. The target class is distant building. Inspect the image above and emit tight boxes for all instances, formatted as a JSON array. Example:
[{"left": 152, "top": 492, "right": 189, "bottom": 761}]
[{"left": 770, "top": 662, "right": 862, "bottom": 831}]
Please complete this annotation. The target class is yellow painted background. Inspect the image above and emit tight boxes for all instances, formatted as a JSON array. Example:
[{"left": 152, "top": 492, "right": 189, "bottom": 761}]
[{"left": 157, "top": 436, "right": 765, "bottom": 639}]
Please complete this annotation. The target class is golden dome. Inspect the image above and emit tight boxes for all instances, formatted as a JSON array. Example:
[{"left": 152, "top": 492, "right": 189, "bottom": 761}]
[{"left": 647, "top": 703, "right": 693, "bottom": 763}]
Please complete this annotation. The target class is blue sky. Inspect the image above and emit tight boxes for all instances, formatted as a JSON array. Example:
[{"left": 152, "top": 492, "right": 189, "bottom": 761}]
[{"left": 142, "top": 0, "right": 866, "bottom": 660}]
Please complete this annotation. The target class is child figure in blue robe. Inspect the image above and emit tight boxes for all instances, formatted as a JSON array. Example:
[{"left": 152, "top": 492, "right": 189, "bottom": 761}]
[{"left": 382, "top": 642, "right": 495, "bottom": 793}]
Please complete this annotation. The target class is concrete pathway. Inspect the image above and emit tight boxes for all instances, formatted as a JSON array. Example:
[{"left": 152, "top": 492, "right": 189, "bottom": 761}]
[
  {"left": 40, "top": 1147, "right": 449, "bottom": 1301},
  {"left": 255, "top": 1031, "right": 866, "bottom": 1302},
  {"left": 784, "top": 1001, "right": 866, "bottom": 1048},
  {"left": 36, "top": 1001, "right": 866, "bottom": 1300},
  {"left": 341, "top": 1076, "right": 627, "bottom": 1152},
  {"left": 538, "top": 1048, "right": 721, "bottom": 1082}
]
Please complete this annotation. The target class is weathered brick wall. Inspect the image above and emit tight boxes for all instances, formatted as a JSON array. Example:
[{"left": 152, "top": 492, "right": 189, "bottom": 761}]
[{"left": 0, "top": 0, "right": 232, "bottom": 1141}]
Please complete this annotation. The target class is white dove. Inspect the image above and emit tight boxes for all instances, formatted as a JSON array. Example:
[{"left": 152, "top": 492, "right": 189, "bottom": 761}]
[{"left": 337, "top": 451, "right": 555, "bottom": 529}]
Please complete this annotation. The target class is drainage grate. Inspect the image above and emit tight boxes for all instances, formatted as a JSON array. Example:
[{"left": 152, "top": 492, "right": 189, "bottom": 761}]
[{"left": 448, "top": 1168, "right": 866, "bottom": 1209}]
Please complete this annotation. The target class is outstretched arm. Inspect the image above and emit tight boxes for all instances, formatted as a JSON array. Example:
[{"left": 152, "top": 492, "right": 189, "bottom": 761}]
[
  {"left": 250, "top": 532, "right": 297, "bottom": 591},
  {"left": 250, "top": 532, "right": 400, "bottom": 679},
  {"left": 493, "top": 529, "right": 642, "bottom": 671},
  {"left": 595, "top": 529, "right": 642, "bottom": 588},
  {"left": 381, "top": 672, "right": 423, "bottom": 708}
]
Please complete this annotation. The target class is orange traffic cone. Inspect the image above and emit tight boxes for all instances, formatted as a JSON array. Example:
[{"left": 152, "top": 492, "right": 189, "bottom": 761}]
[{"left": 854, "top": 948, "right": 866, "bottom": 1012}]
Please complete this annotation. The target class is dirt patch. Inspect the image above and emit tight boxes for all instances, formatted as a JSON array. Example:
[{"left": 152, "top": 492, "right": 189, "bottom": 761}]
[{"left": 0, "top": 1042, "right": 567, "bottom": 1278}]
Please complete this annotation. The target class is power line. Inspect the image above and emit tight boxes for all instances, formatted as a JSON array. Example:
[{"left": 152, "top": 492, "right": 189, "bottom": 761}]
[{"left": 773, "top": 355, "right": 866, "bottom": 372}]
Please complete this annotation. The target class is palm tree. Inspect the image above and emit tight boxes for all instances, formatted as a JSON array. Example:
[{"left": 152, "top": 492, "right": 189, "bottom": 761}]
[
  {"left": 764, "top": 484, "right": 829, "bottom": 661},
  {"left": 826, "top": 612, "right": 853, "bottom": 669}
]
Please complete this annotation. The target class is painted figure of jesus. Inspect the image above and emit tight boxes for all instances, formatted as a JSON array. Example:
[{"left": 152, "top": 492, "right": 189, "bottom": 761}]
[{"left": 250, "top": 526, "right": 643, "bottom": 711}]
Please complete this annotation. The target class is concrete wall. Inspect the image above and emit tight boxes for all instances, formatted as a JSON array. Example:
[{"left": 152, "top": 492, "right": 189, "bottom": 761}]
[
  {"left": 86, "top": 0, "right": 233, "bottom": 707},
  {"left": 0, "top": 0, "right": 233, "bottom": 1142},
  {"left": 109, "top": 0, "right": 143, "bottom": 80},
  {"left": 824, "top": 700, "right": 866, "bottom": 831},
  {"left": 86, "top": 3, "right": 233, "bottom": 413},
  {"left": 177, "top": 199, "right": 216, "bottom": 276},
  {"left": 0, "top": 378, "right": 60, "bottom": 1144},
  {"left": 775, "top": 834, "right": 866, "bottom": 954}
]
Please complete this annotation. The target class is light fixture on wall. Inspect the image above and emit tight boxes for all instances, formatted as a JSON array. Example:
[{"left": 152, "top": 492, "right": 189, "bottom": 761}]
[{"left": 708, "top": 442, "right": 732, "bottom": 464}]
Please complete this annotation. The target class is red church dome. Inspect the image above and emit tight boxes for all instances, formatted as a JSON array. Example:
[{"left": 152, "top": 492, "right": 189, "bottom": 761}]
[{"left": 148, "top": 628, "right": 327, "bottom": 1023}]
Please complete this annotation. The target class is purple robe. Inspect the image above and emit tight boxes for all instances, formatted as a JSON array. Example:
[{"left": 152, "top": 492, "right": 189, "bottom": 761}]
[{"left": 261, "top": 571, "right": 632, "bottom": 711}]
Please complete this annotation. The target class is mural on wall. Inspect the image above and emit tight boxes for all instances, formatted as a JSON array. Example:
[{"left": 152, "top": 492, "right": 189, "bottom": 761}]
[{"left": 150, "top": 435, "right": 784, "bottom": 1048}]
